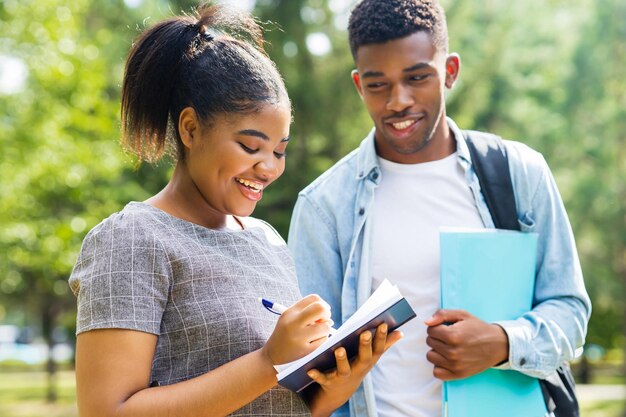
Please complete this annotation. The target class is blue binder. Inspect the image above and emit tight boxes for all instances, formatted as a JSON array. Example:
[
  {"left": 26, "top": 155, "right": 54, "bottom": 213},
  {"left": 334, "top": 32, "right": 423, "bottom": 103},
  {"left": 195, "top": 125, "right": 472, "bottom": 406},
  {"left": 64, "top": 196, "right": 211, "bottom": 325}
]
[{"left": 440, "top": 229, "right": 548, "bottom": 417}]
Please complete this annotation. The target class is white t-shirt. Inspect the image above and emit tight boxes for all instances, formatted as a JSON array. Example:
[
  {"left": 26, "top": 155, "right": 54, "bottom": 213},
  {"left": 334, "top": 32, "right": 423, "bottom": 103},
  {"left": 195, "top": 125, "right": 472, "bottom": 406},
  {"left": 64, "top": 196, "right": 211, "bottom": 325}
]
[{"left": 371, "top": 152, "right": 485, "bottom": 417}]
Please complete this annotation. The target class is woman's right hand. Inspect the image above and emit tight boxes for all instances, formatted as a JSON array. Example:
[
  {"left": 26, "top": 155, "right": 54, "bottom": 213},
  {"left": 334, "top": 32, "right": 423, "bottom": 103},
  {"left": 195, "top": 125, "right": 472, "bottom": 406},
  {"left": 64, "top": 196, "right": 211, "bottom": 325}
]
[{"left": 262, "top": 294, "right": 334, "bottom": 365}]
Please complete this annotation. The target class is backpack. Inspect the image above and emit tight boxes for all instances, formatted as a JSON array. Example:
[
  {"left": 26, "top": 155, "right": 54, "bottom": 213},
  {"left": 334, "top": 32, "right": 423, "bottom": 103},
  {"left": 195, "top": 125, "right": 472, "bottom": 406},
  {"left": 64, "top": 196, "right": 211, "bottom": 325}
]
[{"left": 463, "top": 129, "right": 580, "bottom": 417}]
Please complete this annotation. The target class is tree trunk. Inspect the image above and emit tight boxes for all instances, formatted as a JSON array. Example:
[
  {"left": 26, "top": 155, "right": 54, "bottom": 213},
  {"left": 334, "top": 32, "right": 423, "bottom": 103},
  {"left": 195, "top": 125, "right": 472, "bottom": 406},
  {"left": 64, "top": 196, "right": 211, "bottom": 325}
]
[
  {"left": 42, "top": 298, "right": 59, "bottom": 403},
  {"left": 577, "top": 355, "right": 590, "bottom": 384}
]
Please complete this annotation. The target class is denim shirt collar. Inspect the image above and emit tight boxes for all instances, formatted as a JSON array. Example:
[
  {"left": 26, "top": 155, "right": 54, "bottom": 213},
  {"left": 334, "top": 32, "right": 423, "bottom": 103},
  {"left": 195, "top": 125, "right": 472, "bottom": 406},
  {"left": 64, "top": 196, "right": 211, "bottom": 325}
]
[
  {"left": 355, "top": 117, "right": 472, "bottom": 183},
  {"left": 355, "top": 128, "right": 380, "bottom": 183},
  {"left": 448, "top": 117, "right": 472, "bottom": 166}
]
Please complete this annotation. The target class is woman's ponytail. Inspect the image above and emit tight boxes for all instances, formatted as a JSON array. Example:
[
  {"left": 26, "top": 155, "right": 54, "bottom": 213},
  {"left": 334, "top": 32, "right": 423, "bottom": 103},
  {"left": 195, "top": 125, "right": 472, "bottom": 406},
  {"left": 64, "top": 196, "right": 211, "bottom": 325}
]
[{"left": 121, "top": 17, "right": 197, "bottom": 162}]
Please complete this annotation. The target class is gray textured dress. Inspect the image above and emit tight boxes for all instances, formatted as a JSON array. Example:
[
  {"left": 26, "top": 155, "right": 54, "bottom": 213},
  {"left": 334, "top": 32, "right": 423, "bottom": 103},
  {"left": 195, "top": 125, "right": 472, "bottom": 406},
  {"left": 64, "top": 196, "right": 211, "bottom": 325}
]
[{"left": 69, "top": 202, "right": 311, "bottom": 416}]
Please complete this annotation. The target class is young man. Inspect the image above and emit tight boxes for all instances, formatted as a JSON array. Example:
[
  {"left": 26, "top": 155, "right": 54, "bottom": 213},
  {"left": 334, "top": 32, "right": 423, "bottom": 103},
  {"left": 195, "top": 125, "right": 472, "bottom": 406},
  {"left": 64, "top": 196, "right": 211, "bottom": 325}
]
[{"left": 288, "top": 1, "right": 591, "bottom": 416}]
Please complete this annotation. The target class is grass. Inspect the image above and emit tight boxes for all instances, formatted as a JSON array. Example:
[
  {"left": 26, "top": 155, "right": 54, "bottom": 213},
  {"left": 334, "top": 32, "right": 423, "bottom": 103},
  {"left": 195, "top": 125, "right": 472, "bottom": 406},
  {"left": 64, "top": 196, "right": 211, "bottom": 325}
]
[
  {"left": 0, "top": 371, "right": 77, "bottom": 417},
  {"left": 581, "top": 400, "right": 626, "bottom": 417},
  {"left": 0, "top": 370, "right": 623, "bottom": 417}
]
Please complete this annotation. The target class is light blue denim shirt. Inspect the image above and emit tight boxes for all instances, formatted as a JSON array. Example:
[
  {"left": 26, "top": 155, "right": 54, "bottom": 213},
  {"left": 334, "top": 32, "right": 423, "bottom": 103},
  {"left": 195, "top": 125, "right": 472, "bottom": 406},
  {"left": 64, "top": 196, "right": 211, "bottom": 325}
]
[{"left": 288, "top": 118, "right": 591, "bottom": 417}]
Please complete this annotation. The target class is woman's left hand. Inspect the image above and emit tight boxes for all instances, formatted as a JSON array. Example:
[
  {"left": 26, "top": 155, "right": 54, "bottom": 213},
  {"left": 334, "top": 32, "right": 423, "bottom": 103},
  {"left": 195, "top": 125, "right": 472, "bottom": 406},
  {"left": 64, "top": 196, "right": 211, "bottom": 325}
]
[{"left": 305, "top": 322, "right": 403, "bottom": 417}]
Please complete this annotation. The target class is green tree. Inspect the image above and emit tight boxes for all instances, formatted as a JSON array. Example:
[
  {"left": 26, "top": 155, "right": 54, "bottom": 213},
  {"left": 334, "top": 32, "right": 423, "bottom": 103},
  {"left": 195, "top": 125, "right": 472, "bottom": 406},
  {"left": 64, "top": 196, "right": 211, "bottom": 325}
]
[
  {"left": 557, "top": 0, "right": 626, "bottom": 386},
  {"left": 0, "top": 0, "right": 169, "bottom": 401}
]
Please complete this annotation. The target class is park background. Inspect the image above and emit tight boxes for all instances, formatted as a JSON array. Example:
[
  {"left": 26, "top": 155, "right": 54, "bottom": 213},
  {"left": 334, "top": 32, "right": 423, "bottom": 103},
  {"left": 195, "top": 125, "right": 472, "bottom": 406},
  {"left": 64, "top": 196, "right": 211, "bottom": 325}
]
[{"left": 0, "top": 0, "right": 624, "bottom": 415}]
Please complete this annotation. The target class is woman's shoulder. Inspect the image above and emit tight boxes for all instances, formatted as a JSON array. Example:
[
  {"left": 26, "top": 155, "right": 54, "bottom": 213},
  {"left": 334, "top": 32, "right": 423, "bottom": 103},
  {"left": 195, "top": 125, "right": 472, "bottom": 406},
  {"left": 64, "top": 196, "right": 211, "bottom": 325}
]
[
  {"left": 70, "top": 202, "right": 173, "bottom": 335},
  {"left": 79, "top": 202, "right": 171, "bottom": 254},
  {"left": 239, "top": 216, "right": 287, "bottom": 247}
]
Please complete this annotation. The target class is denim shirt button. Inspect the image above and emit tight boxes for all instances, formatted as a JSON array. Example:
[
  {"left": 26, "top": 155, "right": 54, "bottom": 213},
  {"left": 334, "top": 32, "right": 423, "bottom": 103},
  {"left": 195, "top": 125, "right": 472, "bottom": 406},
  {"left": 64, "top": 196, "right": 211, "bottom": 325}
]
[
  {"left": 519, "top": 358, "right": 527, "bottom": 366},
  {"left": 371, "top": 172, "right": 379, "bottom": 180},
  {"left": 359, "top": 208, "right": 365, "bottom": 215}
]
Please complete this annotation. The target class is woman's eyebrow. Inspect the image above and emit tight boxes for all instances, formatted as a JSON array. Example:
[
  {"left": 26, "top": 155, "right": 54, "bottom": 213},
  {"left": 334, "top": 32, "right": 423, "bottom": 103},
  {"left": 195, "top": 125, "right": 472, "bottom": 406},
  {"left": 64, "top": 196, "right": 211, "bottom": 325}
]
[
  {"left": 238, "top": 129, "right": 269, "bottom": 140},
  {"left": 238, "top": 129, "right": 290, "bottom": 142}
]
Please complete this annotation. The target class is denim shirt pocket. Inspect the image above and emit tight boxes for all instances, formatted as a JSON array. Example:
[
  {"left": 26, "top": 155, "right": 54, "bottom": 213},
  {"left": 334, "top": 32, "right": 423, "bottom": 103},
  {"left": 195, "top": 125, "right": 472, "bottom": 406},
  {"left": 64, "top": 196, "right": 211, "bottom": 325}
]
[{"left": 518, "top": 210, "right": 536, "bottom": 233}]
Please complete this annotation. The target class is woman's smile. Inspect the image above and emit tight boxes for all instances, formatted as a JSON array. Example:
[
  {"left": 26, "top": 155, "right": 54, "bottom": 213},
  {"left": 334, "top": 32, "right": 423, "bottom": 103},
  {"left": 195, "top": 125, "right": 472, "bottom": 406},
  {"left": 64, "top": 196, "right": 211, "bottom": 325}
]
[{"left": 235, "top": 177, "right": 265, "bottom": 201}]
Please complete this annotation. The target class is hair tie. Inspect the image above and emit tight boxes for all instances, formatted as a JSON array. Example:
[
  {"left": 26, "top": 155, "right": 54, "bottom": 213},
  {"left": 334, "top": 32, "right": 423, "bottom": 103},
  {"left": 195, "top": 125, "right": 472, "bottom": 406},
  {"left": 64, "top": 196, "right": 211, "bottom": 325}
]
[{"left": 186, "top": 21, "right": 214, "bottom": 41}]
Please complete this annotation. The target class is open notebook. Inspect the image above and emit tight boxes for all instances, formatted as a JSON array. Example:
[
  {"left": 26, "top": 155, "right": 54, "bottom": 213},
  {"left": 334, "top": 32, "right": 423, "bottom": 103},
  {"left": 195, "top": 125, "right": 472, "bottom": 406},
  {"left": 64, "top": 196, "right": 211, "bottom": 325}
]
[{"left": 275, "top": 279, "right": 416, "bottom": 392}]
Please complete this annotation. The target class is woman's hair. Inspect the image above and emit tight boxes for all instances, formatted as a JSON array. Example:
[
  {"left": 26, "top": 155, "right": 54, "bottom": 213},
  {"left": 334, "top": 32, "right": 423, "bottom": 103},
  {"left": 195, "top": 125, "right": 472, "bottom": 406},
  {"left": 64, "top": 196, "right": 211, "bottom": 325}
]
[{"left": 121, "top": 3, "right": 289, "bottom": 163}]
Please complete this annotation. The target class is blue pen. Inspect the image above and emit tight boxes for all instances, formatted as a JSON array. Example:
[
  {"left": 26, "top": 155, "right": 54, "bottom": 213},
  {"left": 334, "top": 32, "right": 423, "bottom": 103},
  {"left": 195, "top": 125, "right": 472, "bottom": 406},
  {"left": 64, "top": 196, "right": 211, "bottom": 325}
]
[
  {"left": 259, "top": 298, "right": 336, "bottom": 335},
  {"left": 259, "top": 298, "right": 288, "bottom": 315}
]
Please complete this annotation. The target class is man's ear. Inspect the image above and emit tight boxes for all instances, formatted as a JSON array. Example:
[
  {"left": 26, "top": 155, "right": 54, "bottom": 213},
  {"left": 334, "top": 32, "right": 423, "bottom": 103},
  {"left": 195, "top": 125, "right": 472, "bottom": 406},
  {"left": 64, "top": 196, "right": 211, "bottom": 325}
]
[
  {"left": 444, "top": 53, "right": 461, "bottom": 89},
  {"left": 178, "top": 107, "right": 198, "bottom": 149},
  {"left": 351, "top": 69, "right": 364, "bottom": 99}
]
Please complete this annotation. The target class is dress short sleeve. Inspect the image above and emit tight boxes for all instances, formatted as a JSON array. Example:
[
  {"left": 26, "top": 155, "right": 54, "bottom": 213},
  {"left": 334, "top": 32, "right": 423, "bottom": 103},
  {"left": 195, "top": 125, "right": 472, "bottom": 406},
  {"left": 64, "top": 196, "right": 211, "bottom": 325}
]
[{"left": 69, "top": 210, "right": 171, "bottom": 335}]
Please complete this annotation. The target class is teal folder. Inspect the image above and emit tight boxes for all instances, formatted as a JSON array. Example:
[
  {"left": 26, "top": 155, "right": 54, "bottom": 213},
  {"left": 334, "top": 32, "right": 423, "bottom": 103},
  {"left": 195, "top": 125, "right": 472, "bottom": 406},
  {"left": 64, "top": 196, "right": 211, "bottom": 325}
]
[{"left": 440, "top": 229, "right": 548, "bottom": 417}]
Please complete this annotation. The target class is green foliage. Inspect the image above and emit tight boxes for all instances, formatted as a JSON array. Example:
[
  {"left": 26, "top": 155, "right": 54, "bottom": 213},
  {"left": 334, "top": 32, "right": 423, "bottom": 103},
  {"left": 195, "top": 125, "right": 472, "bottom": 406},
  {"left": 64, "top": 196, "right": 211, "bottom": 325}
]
[
  {"left": 0, "top": 0, "right": 169, "bottom": 326},
  {"left": 557, "top": 0, "right": 626, "bottom": 350}
]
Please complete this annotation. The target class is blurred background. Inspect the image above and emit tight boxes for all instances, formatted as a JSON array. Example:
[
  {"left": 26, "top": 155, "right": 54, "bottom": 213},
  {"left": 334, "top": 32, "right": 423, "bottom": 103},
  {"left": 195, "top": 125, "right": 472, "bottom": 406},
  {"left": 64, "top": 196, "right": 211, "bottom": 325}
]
[{"left": 0, "top": 0, "right": 624, "bottom": 416}]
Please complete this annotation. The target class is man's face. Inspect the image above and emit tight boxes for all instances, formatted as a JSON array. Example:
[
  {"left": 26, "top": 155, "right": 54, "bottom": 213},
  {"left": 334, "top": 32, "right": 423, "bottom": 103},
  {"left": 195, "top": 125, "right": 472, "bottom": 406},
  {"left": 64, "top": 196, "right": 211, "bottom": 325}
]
[{"left": 352, "top": 31, "right": 458, "bottom": 164}]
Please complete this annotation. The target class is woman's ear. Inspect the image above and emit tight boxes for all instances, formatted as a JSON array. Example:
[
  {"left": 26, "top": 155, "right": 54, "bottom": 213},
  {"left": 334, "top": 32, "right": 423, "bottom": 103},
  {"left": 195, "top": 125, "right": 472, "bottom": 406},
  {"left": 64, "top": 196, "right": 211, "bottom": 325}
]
[
  {"left": 178, "top": 107, "right": 199, "bottom": 149},
  {"left": 444, "top": 53, "right": 461, "bottom": 89}
]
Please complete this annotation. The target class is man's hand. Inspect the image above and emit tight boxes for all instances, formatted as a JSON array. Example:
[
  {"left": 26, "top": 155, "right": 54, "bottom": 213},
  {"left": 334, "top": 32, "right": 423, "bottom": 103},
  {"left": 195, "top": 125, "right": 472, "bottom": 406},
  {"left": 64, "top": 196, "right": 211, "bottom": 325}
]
[{"left": 424, "top": 309, "right": 509, "bottom": 381}]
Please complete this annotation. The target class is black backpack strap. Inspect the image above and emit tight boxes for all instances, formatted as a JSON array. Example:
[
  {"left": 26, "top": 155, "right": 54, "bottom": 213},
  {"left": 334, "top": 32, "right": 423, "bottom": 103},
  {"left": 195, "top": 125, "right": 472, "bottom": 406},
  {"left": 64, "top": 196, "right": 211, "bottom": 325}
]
[
  {"left": 463, "top": 129, "right": 580, "bottom": 417},
  {"left": 463, "top": 130, "right": 519, "bottom": 231}
]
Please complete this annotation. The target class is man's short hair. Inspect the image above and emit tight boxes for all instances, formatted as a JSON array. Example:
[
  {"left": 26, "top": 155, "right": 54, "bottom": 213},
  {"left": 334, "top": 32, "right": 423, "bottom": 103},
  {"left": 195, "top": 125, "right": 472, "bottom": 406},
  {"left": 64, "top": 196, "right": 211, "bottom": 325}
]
[{"left": 348, "top": 0, "right": 449, "bottom": 59}]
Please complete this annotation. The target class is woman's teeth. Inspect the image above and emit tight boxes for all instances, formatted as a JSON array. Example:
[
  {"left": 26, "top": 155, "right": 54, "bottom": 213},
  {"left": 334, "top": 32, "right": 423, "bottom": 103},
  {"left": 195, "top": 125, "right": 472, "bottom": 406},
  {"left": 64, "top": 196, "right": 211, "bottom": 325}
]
[{"left": 236, "top": 178, "right": 262, "bottom": 192}]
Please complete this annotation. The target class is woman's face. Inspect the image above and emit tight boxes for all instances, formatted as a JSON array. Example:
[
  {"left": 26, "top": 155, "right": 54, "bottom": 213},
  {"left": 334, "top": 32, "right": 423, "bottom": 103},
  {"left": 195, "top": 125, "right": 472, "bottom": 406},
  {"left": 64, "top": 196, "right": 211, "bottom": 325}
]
[{"left": 183, "top": 101, "right": 291, "bottom": 218}]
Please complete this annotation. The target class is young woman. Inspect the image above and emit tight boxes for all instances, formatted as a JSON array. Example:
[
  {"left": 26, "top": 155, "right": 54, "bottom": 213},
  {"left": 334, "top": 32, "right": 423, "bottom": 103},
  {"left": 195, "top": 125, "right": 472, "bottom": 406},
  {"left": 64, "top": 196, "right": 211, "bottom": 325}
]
[{"left": 68, "top": 3, "right": 401, "bottom": 417}]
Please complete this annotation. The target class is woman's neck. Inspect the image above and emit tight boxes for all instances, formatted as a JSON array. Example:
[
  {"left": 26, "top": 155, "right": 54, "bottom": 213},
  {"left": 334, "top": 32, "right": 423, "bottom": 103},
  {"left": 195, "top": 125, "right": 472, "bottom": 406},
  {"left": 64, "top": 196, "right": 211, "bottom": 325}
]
[{"left": 145, "top": 163, "right": 241, "bottom": 230}]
